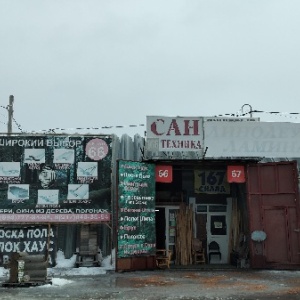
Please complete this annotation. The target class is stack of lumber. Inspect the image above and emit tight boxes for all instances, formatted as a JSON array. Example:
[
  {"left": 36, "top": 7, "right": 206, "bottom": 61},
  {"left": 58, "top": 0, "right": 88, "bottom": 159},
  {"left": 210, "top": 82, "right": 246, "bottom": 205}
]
[
  {"left": 76, "top": 225, "right": 99, "bottom": 267},
  {"left": 229, "top": 198, "right": 241, "bottom": 252},
  {"left": 79, "top": 225, "right": 97, "bottom": 255},
  {"left": 175, "top": 203, "right": 193, "bottom": 265}
]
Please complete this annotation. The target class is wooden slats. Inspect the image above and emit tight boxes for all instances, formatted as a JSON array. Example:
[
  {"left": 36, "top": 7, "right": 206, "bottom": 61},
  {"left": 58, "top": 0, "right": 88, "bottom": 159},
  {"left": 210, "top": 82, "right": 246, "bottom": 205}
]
[{"left": 175, "top": 203, "right": 193, "bottom": 265}]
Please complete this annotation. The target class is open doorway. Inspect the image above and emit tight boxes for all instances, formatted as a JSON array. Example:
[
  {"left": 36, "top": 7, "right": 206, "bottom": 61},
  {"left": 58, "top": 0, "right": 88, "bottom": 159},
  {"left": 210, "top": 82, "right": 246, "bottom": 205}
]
[
  {"left": 155, "top": 206, "right": 179, "bottom": 262},
  {"left": 191, "top": 198, "right": 232, "bottom": 264}
]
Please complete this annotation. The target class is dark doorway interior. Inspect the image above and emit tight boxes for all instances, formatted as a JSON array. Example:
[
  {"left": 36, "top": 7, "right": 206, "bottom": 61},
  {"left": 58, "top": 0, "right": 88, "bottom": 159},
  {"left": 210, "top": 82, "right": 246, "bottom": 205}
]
[{"left": 155, "top": 208, "right": 166, "bottom": 249}]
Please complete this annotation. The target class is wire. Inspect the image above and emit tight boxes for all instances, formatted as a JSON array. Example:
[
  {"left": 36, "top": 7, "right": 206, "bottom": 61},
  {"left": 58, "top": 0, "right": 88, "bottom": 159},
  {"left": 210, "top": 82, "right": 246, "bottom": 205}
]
[
  {"left": 28, "top": 124, "right": 146, "bottom": 134},
  {"left": 12, "top": 117, "right": 24, "bottom": 133},
  {"left": 5, "top": 106, "right": 300, "bottom": 134},
  {"left": 217, "top": 109, "right": 300, "bottom": 121}
]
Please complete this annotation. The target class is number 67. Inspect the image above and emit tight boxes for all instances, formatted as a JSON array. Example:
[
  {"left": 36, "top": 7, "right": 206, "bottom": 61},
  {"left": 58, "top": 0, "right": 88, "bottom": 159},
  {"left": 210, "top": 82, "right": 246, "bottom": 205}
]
[{"left": 231, "top": 170, "right": 241, "bottom": 178}]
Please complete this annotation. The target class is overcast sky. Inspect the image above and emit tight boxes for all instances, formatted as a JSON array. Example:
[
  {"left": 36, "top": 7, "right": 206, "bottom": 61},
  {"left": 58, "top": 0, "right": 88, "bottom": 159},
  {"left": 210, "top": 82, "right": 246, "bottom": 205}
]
[{"left": 1, "top": 0, "right": 300, "bottom": 137}]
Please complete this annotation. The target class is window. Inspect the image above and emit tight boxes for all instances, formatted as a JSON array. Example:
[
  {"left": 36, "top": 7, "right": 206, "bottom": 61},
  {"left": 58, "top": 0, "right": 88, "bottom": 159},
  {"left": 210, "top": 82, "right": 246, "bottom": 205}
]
[
  {"left": 210, "top": 215, "right": 227, "bottom": 235},
  {"left": 209, "top": 205, "right": 226, "bottom": 212},
  {"left": 196, "top": 205, "right": 207, "bottom": 213}
]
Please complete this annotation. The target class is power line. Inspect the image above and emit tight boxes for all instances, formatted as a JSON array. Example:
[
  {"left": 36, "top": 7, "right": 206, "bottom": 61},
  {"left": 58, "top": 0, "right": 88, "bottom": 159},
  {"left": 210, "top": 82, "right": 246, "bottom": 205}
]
[
  {"left": 28, "top": 124, "right": 146, "bottom": 134},
  {"left": 217, "top": 109, "right": 300, "bottom": 120},
  {"left": 5, "top": 107, "right": 300, "bottom": 135},
  {"left": 12, "top": 117, "right": 24, "bottom": 133}
]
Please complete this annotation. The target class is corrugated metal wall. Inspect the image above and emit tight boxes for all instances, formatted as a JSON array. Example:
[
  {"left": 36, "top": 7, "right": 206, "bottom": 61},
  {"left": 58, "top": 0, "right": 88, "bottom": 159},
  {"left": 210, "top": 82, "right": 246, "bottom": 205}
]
[{"left": 247, "top": 161, "right": 300, "bottom": 269}]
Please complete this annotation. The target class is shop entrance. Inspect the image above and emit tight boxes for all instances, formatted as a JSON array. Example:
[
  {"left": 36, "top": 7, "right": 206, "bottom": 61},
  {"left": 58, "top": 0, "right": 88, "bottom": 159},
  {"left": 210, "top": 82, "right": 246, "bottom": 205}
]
[
  {"left": 155, "top": 206, "right": 179, "bottom": 262},
  {"left": 191, "top": 198, "right": 232, "bottom": 264}
]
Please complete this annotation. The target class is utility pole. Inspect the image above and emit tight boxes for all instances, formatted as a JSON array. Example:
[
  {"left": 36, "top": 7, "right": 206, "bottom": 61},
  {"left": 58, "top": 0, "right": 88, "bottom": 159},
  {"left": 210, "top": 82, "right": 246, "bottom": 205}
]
[{"left": 7, "top": 95, "right": 14, "bottom": 135}]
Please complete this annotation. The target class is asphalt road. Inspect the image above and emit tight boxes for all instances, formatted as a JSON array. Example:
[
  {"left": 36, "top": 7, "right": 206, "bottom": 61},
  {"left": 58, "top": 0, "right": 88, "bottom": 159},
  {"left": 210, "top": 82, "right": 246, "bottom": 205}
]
[{"left": 1, "top": 269, "right": 300, "bottom": 300}]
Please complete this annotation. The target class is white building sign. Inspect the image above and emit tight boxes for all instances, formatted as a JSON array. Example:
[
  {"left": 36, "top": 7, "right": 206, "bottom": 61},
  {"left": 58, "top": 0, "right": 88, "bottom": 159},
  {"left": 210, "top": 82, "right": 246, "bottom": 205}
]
[
  {"left": 204, "top": 121, "right": 300, "bottom": 158},
  {"left": 146, "top": 116, "right": 204, "bottom": 152}
]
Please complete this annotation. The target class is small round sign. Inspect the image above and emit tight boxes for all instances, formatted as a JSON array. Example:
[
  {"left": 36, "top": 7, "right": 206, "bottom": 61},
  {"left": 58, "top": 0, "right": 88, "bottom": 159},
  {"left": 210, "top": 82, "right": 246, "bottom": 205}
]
[
  {"left": 85, "top": 138, "right": 108, "bottom": 161},
  {"left": 251, "top": 230, "right": 267, "bottom": 242}
]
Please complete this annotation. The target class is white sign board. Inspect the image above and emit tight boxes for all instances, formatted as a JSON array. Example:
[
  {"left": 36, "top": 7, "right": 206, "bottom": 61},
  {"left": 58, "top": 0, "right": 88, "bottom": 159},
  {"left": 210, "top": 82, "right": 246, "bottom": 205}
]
[
  {"left": 146, "top": 116, "right": 204, "bottom": 152},
  {"left": 204, "top": 121, "right": 300, "bottom": 158},
  {"left": 204, "top": 117, "right": 259, "bottom": 123}
]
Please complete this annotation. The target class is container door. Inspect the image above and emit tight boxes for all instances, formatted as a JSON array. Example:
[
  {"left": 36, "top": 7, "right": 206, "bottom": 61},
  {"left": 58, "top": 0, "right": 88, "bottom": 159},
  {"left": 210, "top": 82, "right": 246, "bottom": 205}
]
[{"left": 247, "top": 161, "right": 300, "bottom": 269}]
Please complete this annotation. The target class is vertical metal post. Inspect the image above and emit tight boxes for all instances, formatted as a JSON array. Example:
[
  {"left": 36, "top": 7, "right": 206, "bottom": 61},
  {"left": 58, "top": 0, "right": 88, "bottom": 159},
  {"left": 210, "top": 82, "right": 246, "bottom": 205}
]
[{"left": 7, "top": 95, "right": 14, "bottom": 135}]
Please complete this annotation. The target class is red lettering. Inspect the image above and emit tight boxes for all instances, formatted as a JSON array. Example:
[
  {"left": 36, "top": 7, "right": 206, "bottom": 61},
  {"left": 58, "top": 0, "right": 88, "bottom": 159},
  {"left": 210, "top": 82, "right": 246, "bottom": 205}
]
[
  {"left": 151, "top": 119, "right": 164, "bottom": 135},
  {"left": 166, "top": 119, "right": 181, "bottom": 136},
  {"left": 184, "top": 120, "right": 199, "bottom": 136}
]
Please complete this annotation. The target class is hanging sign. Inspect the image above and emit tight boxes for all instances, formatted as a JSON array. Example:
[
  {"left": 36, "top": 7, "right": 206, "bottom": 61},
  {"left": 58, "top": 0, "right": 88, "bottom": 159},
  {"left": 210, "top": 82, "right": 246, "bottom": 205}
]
[
  {"left": 155, "top": 165, "right": 173, "bottom": 183},
  {"left": 194, "top": 170, "right": 230, "bottom": 194},
  {"left": 227, "top": 165, "right": 245, "bottom": 183}
]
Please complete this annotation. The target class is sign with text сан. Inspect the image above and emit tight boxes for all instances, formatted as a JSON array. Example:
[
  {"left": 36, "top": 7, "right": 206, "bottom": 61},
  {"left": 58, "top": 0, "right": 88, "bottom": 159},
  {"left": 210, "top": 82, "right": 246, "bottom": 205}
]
[
  {"left": 0, "top": 135, "right": 112, "bottom": 223},
  {"left": 146, "top": 116, "right": 204, "bottom": 152},
  {"left": 117, "top": 160, "right": 156, "bottom": 258}
]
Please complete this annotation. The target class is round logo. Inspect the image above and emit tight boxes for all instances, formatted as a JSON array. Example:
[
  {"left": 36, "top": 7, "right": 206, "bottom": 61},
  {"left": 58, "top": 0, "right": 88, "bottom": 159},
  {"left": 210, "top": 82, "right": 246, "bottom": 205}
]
[{"left": 85, "top": 138, "right": 109, "bottom": 161}]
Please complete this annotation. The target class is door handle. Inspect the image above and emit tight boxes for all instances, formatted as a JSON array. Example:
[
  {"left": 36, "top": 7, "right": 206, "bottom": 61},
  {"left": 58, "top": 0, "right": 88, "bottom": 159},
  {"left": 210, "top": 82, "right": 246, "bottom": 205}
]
[{"left": 294, "top": 229, "right": 300, "bottom": 232}]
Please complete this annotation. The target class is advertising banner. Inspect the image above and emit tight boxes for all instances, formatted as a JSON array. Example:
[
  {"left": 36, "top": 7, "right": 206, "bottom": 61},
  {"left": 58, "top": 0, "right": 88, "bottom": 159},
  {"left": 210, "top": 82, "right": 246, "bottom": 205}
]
[
  {"left": 117, "top": 160, "right": 156, "bottom": 258},
  {"left": 0, "top": 225, "right": 56, "bottom": 266},
  {"left": 0, "top": 135, "right": 112, "bottom": 223}
]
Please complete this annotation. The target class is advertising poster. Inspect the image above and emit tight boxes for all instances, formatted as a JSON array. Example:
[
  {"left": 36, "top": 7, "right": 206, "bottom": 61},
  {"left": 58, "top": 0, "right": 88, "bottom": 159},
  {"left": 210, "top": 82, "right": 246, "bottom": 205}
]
[
  {"left": 0, "top": 135, "right": 112, "bottom": 223},
  {"left": 0, "top": 225, "right": 56, "bottom": 266},
  {"left": 117, "top": 160, "right": 156, "bottom": 258}
]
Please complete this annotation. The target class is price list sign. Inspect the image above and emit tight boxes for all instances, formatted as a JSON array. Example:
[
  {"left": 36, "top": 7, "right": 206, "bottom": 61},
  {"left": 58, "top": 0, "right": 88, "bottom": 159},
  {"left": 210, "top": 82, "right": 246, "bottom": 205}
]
[{"left": 117, "top": 160, "right": 156, "bottom": 258}]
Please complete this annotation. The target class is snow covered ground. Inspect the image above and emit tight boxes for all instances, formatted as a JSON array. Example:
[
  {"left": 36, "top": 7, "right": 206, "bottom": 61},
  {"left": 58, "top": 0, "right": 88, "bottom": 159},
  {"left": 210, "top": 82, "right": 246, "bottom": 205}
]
[{"left": 0, "top": 249, "right": 116, "bottom": 287}]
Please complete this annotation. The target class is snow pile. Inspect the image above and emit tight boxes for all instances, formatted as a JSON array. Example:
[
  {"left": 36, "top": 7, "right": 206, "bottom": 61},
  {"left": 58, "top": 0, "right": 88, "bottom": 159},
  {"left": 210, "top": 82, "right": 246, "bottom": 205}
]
[
  {"left": 41, "top": 278, "right": 74, "bottom": 287},
  {"left": 48, "top": 249, "right": 114, "bottom": 277},
  {"left": 53, "top": 250, "right": 77, "bottom": 268},
  {"left": 0, "top": 267, "right": 9, "bottom": 278},
  {"left": 101, "top": 248, "right": 115, "bottom": 269},
  {"left": 0, "top": 249, "right": 115, "bottom": 280}
]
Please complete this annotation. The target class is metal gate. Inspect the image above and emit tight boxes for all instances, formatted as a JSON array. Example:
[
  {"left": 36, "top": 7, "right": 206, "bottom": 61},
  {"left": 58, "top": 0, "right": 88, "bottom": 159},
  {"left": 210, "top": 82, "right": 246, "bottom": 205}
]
[{"left": 247, "top": 161, "right": 300, "bottom": 269}]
